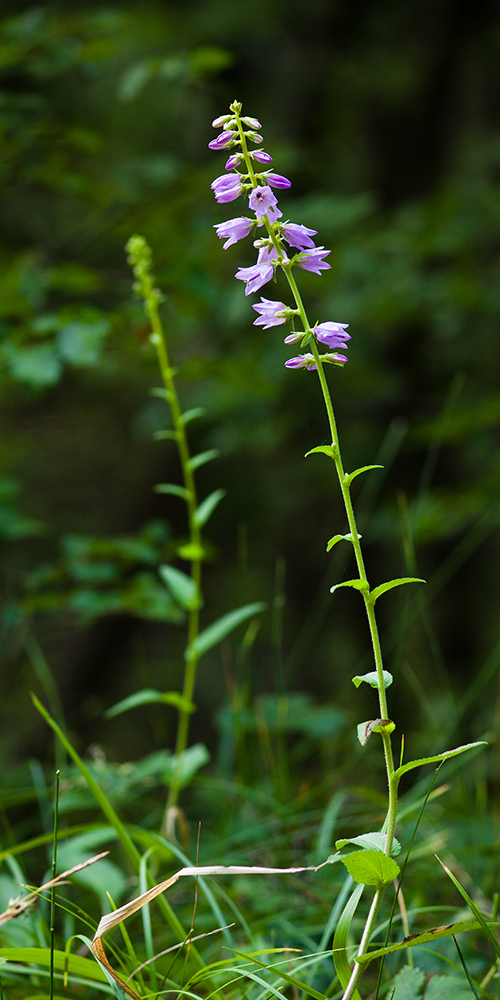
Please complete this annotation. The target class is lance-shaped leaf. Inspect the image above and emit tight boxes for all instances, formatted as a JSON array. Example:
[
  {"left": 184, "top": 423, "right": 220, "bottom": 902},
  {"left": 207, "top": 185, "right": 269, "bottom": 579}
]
[
  {"left": 393, "top": 741, "right": 486, "bottom": 782},
  {"left": 193, "top": 488, "right": 226, "bottom": 528},
  {"left": 344, "top": 464, "right": 383, "bottom": 487},
  {"left": 341, "top": 849, "right": 400, "bottom": 888},
  {"left": 187, "top": 602, "right": 265, "bottom": 660},
  {"left": 91, "top": 862, "right": 318, "bottom": 1000},
  {"left": 105, "top": 689, "right": 195, "bottom": 720},
  {"left": 153, "top": 429, "right": 177, "bottom": 441},
  {"left": 159, "top": 564, "right": 199, "bottom": 610},
  {"left": 332, "top": 883, "right": 364, "bottom": 1000},
  {"left": 330, "top": 579, "right": 369, "bottom": 597},
  {"left": 352, "top": 670, "right": 393, "bottom": 690},
  {"left": 368, "top": 577, "right": 425, "bottom": 605},
  {"left": 327, "top": 532, "right": 361, "bottom": 552},
  {"left": 335, "top": 832, "right": 401, "bottom": 857},
  {"left": 305, "top": 445, "right": 336, "bottom": 459},
  {"left": 180, "top": 406, "right": 205, "bottom": 425},
  {"left": 154, "top": 483, "right": 190, "bottom": 500},
  {"left": 187, "top": 448, "right": 219, "bottom": 472},
  {"left": 356, "top": 918, "right": 500, "bottom": 967}
]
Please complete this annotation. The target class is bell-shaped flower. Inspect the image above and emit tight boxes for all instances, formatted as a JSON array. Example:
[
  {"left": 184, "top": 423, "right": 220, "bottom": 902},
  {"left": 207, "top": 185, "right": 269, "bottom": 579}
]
[
  {"left": 248, "top": 185, "right": 283, "bottom": 222},
  {"left": 282, "top": 223, "right": 317, "bottom": 249},
  {"left": 285, "top": 354, "right": 318, "bottom": 370},
  {"left": 297, "top": 246, "right": 331, "bottom": 273},
  {"left": 214, "top": 217, "right": 254, "bottom": 249},
  {"left": 235, "top": 260, "right": 275, "bottom": 296},
  {"left": 264, "top": 172, "right": 292, "bottom": 189},
  {"left": 252, "top": 150, "right": 273, "bottom": 164},
  {"left": 211, "top": 173, "right": 243, "bottom": 204},
  {"left": 252, "top": 297, "right": 288, "bottom": 328},
  {"left": 208, "top": 131, "right": 235, "bottom": 150},
  {"left": 314, "top": 322, "right": 350, "bottom": 349}
]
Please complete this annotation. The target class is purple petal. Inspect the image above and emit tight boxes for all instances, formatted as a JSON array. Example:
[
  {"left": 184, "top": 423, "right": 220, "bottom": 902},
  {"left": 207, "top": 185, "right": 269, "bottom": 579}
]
[
  {"left": 208, "top": 131, "right": 235, "bottom": 150},
  {"left": 235, "top": 262, "right": 275, "bottom": 295},
  {"left": 264, "top": 172, "right": 292, "bottom": 189},
  {"left": 282, "top": 223, "right": 317, "bottom": 249}
]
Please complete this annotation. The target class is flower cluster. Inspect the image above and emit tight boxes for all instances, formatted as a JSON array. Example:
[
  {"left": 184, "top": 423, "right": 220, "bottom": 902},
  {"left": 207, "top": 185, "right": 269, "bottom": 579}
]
[{"left": 210, "top": 101, "right": 350, "bottom": 370}]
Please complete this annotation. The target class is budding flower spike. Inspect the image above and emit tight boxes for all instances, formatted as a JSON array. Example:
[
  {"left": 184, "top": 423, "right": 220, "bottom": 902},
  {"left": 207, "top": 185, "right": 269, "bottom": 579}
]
[{"left": 210, "top": 99, "right": 349, "bottom": 370}]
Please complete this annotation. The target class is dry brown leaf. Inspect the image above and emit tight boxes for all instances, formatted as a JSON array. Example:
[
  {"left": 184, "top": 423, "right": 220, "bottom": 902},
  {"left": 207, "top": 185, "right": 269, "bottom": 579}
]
[
  {"left": 91, "top": 862, "right": 318, "bottom": 999},
  {"left": 0, "top": 851, "right": 109, "bottom": 927}
]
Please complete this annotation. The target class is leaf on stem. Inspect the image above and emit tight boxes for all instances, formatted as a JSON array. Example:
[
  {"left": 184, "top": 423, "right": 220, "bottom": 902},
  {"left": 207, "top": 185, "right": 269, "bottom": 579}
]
[
  {"left": 153, "top": 429, "right": 178, "bottom": 441},
  {"left": 368, "top": 577, "right": 425, "bottom": 605},
  {"left": 393, "top": 741, "right": 487, "bottom": 782},
  {"left": 177, "top": 542, "right": 206, "bottom": 560},
  {"left": 187, "top": 602, "right": 265, "bottom": 660},
  {"left": 304, "top": 445, "right": 336, "bottom": 459},
  {"left": 344, "top": 464, "right": 383, "bottom": 486},
  {"left": 352, "top": 670, "right": 393, "bottom": 690},
  {"left": 336, "top": 832, "right": 401, "bottom": 856},
  {"left": 105, "top": 689, "right": 195, "bottom": 720},
  {"left": 341, "top": 849, "right": 400, "bottom": 888},
  {"left": 159, "top": 564, "right": 200, "bottom": 610},
  {"left": 187, "top": 449, "right": 219, "bottom": 472},
  {"left": 154, "top": 483, "right": 190, "bottom": 500},
  {"left": 180, "top": 406, "right": 206, "bottom": 425},
  {"left": 330, "top": 579, "right": 369, "bottom": 597},
  {"left": 326, "top": 532, "right": 361, "bottom": 551},
  {"left": 193, "top": 488, "right": 226, "bottom": 527}
]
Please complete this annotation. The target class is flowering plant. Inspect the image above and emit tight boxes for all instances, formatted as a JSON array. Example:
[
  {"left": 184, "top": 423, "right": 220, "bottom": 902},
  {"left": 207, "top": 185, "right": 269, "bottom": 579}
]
[{"left": 209, "top": 100, "right": 484, "bottom": 1000}]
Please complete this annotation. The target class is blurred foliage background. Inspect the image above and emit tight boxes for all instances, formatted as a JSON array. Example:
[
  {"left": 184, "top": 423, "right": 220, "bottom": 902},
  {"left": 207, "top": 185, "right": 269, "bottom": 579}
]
[{"left": 1, "top": 0, "right": 500, "bottom": 799}]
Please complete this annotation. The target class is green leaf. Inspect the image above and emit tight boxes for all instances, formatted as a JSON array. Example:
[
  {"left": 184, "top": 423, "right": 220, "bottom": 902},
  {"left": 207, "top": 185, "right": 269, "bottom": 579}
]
[
  {"left": 341, "top": 849, "right": 400, "bottom": 888},
  {"left": 0, "top": 946, "right": 107, "bottom": 983},
  {"left": 193, "top": 488, "right": 226, "bottom": 527},
  {"left": 352, "top": 670, "right": 393, "bottom": 689},
  {"left": 187, "top": 448, "right": 219, "bottom": 471},
  {"left": 437, "top": 855, "right": 500, "bottom": 960},
  {"left": 154, "top": 483, "right": 190, "bottom": 499},
  {"left": 153, "top": 429, "right": 177, "bottom": 440},
  {"left": 159, "top": 564, "right": 199, "bottom": 609},
  {"left": 305, "top": 445, "right": 336, "bottom": 458},
  {"left": 369, "top": 577, "right": 425, "bottom": 604},
  {"left": 180, "top": 406, "right": 205, "bottom": 425},
  {"left": 391, "top": 965, "right": 425, "bottom": 1000},
  {"left": 425, "top": 974, "right": 475, "bottom": 1000},
  {"left": 330, "top": 578, "right": 369, "bottom": 596},
  {"left": 177, "top": 542, "right": 206, "bottom": 561},
  {"left": 393, "top": 741, "right": 486, "bottom": 782},
  {"left": 327, "top": 532, "right": 360, "bottom": 551},
  {"left": 356, "top": 919, "right": 500, "bottom": 967},
  {"left": 332, "top": 884, "right": 364, "bottom": 1000},
  {"left": 344, "top": 464, "right": 383, "bottom": 486},
  {"left": 105, "top": 689, "right": 195, "bottom": 720},
  {"left": 335, "top": 832, "right": 401, "bottom": 856},
  {"left": 188, "top": 602, "right": 266, "bottom": 660}
]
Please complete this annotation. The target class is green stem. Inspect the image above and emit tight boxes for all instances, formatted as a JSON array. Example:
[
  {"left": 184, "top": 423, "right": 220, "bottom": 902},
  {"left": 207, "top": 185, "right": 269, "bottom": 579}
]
[
  {"left": 126, "top": 241, "right": 202, "bottom": 819},
  {"left": 233, "top": 104, "right": 398, "bottom": 996}
]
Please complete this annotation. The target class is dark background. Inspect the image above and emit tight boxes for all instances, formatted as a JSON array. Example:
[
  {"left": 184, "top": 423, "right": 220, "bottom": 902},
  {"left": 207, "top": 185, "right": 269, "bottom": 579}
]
[{"left": 1, "top": 0, "right": 500, "bottom": 783}]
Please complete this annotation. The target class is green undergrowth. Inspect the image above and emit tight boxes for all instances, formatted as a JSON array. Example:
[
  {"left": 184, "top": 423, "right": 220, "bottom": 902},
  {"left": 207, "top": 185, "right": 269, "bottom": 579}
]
[{"left": 0, "top": 685, "right": 497, "bottom": 999}]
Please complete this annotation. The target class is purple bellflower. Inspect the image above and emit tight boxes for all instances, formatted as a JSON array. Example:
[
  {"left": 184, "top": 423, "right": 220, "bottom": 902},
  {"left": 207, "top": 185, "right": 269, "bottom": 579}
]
[
  {"left": 211, "top": 173, "right": 244, "bottom": 204},
  {"left": 252, "top": 297, "right": 288, "bottom": 328},
  {"left": 214, "top": 217, "right": 254, "bottom": 249},
  {"left": 208, "top": 131, "right": 235, "bottom": 150},
  {"left": 297, "top": 246, "right": 331, "bottom": 273},
  {"left": 248, "top": 185, "right": 283, "bottom": 222},
  {"left": 282, "top": 223, "right": 317, "bottom": 249},
  {"left": 314, "top": 322, "right": 350, "bottom": 349},
  {"left": 285, "top": 354, "right": 318, "bottom": 371},
  {"left": 263, "top": 172, "right": 292, "bottom": 189},
  {"left": 252, "top": 150, "right": 273, "bottom": 164},
  {"left": 235, "top": 260, "right": 275, "bottom": 296},
  {"left": 225, "top": 152, "right": 244, "bottom": 170}
]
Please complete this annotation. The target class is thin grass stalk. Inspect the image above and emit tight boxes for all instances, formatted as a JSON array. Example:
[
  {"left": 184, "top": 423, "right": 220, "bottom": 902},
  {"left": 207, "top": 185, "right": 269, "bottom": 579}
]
[{"left": 49, "top": 769, "right": 60, "bottom": 1000}]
